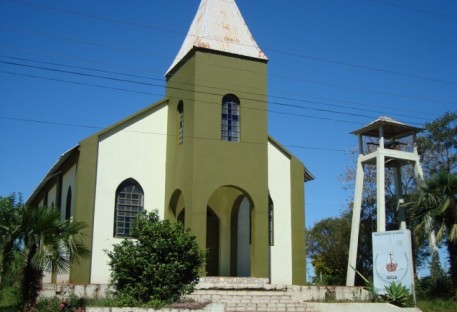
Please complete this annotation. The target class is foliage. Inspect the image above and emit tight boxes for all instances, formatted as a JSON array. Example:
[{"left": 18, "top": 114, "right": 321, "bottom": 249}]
[
  {"left": 0, "top": 193, "right": 89, "bottom": 310},
  {"left": 416, "top": 273, "right": 454, "bottom": 300},
  {"left": 409, "top": 171, "right": 457, "bottom": 291},
  {"left": 106, "top": 210, "right": 205, "bottom": 305},
  {"left": 33, "top": 294, "right": 85, "bottom": 312},
  {"left": 0, "top": 193, "right": 23, "bottom": 287},
  {"left": 0, "top": 286, "right": 20, "bottom": 310},
  {"left": 307, "top": 212, "right": 351, "bottom": 285},
  {"left": 416, "top": 298, "right": 457, "bottom": 312},
  {"left": 380, "top": 282, "right": 412, "bottom": 307},
  {"left": 416, "top": 111, "right": 457, "bottom": 175}
]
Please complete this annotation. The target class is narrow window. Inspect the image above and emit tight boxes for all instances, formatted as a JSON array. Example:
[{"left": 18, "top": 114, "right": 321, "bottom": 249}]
[
  {"left": 178, "top": 101, "right": 184, "bottom": 145},
  {"left": 65, "top": 187, "right": 72, "bottom": 220},
  {"left": 222, "top": 94, "right": 240, "bottom": 142},
  {"left": 268, "top": 196, "right": 274, "bottom": 246},
  {"left": 114, "top": 179, "right": 144, "bottom": 237}
]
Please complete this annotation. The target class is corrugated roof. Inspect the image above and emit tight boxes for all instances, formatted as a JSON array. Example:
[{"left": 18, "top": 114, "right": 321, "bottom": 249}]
[{"left": 166, "top": 0, "right": 268, "bottom": 75}]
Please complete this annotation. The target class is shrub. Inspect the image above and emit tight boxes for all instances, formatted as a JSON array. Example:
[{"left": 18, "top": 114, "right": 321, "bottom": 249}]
[
  {"left": 106, "top": 210, "right": 205, "bottom": 305},
  {"left": 416, "top": 274, "right": 455, "bottom": 300},
  {"left": 381, "top": 282, "right": 412, "bottom": 307},
  {"left": 32, "top": 295, "right": 86, "bottom": 312}
]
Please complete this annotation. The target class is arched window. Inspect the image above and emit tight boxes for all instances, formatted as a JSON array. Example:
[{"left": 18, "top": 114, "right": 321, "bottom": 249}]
[
  {"left": 221, "top": 94, "right": 240, "bottom": 142},
  {"left": 178, "top": 101, "right": 184, "bottom": 145},
  {"left": 114, "top": 179, "right": 144, "bottom": 237},
  {"left": 65, "top": 187, "right": 72, "bottom": 220}
]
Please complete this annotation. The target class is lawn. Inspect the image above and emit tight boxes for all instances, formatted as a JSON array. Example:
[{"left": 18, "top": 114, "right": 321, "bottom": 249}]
[{"left": 416, "top": 299, "right": 457, "bottom": 312}]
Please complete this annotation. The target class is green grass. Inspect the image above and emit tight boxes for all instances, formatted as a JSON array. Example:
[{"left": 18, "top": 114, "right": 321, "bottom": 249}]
[{"left": 417, "top": 299, "right": 457, "bottom": 312}]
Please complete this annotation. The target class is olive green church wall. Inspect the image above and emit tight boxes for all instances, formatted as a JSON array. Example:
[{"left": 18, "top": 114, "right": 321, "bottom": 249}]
[
  {"left": 290, "top": 156, "right": 306, "bottom": 285},
  {"left": 70, "top": 135, "right": 98, "bottom": 284},
  {"left": 165, "top": 50, "right": 270, "bottom": 278}
]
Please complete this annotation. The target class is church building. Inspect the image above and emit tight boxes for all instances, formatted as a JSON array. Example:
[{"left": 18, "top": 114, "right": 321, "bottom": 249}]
[{"left": 27, "top": 0, "right": 314, "bottom": 286}]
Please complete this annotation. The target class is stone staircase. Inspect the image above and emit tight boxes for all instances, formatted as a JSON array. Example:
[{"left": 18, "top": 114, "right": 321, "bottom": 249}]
[
  {"left": 186, "top": 277, "right": 368, "bottom": 312},
  {"left": 42, "top": 278, "right": 374, "bottom": 312}
]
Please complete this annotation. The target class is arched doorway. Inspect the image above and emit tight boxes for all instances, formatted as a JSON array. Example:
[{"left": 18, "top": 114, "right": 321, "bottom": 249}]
[
  {"left": 206, "top": 207, "right": 220, "bottom": 276},
  {"left": 234, "top": 196, "right": 251, "bottom": 276},
  {"left": 207, "top": 186, "right": 253, "bottom": 277}
]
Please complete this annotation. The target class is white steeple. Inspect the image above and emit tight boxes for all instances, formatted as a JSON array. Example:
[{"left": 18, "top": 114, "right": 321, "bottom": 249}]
[{"left": 166, "top": 0, "right": 268, "bottom": 75}]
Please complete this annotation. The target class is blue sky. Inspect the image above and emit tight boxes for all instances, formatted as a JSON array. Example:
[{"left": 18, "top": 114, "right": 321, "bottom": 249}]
[{"left": 1, "top": 0, "right": 456, "bottom": 233}]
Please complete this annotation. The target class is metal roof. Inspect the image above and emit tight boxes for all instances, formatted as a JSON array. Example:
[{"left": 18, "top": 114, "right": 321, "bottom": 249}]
[
  {"left": 351, "top": 116, "right": 422, "bottom": 139},
  {"left": 26, "top": 145, "right": 79, "bottom": 206},
  {"left": 166, "top": 0, "right": 268, "bottom": 75}
]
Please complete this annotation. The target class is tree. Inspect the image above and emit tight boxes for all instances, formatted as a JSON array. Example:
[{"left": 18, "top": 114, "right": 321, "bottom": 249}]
[
  {"left": 0, "top": 194, "right": 89, "bottom": 309},
  {"left": 416, "top": 111, "right": 457, "bottom": 175},
  {"left": 106, "top": 210, "right": 205, "bottom": 305},
  {"left": 0, "top": 193, "right": 22, "bottom": 287},
  {"left": 307, "top": 212, "right": 351, "bottom": 285},
  {"left": 410, "top": 171, "right": 457, "bottom": 290}
]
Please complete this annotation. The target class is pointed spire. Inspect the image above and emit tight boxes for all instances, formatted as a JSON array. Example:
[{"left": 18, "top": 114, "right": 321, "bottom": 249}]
[{"left": 166, "top": 0, "right": 268, "bottom": 75}]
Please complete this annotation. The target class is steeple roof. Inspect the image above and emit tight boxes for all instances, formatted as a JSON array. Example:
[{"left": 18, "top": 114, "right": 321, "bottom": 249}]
[{"left": 166, "top": 0, "right": 268, "bottom": 75}]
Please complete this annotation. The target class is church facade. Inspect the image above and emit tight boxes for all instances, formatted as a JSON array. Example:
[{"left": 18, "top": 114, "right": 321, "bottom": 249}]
[{"left": 27, "top": 0, "right": 313, "bottom": 286}]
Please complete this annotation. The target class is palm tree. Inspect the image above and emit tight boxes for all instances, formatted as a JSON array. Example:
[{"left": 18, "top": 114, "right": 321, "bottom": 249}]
[
  {"left": 0, "top": 203, "right": 89, "bottom": 309},
  {"left": 410, "top": 171, "right": 457, "bottom": 289}
]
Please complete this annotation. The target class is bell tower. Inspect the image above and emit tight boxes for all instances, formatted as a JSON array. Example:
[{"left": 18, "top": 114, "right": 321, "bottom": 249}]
[
  {"left": 164, "top": 0, "right": 271, "bottom": 278},
  {"left": 346, "top": 117, "right": 423, "bottom": 286}
]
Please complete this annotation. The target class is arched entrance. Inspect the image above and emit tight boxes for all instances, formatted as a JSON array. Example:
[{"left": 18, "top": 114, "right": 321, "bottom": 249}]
[
  {"left": 231, "top": 196, "right": 251, "bottom": 276},
  {"left": 207, "top": 186, "right": 253, "bottom": 277},
  {"left": 206, "top": 207, "right": 220, "bottom": 276}
]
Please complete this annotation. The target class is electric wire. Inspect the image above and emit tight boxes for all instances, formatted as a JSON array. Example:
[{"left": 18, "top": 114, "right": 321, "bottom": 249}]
[
  {"left": 0, "top": 54, "right": 433, "bottom": 121},
  {"left": 0, "top": 0, "right": 453, "bottom": 128},
  {"left": 2, "top": 25, "right": 456, "bottom": 111},
  {"left": 0, "top": 69, "right": 369, "bottom": 126},
  {"left": 2, "top": 0, "right": 457, "bottom": 87},
  {"left": 3, "top": 45, "right": 456, "bottom": 110},
  {"left": 0, "top": 115, "right": 349, "bottom": 153},
  {"left": 367, "top": 0, "right": 457, "bottom": 21},
  {"left": 0, "top": 60, "right": 425, "bottom": 126}
]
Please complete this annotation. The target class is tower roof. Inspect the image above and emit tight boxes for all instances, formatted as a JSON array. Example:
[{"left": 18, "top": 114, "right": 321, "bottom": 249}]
[
  {"left": 166, "top": 0, "right": 268, "bottom": 75},
  {"left": 351, "top": 116, "right": 422, "bottom": 139}
]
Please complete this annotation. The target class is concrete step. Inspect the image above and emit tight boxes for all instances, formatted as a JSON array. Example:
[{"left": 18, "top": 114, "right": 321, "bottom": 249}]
[{"left": 188, "top": 289, "right": 320, "bottom": 312}]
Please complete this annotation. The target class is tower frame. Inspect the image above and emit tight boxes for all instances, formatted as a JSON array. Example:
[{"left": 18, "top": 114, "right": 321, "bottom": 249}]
[{"left": 346, "top": 117, "right": 423, "bottom": 286}]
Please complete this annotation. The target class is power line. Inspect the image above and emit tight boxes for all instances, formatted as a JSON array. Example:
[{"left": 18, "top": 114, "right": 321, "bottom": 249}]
[
  {"left": 274, "top": 72, "right": 457, "bottom": 107},
  {"left": 0, "top": 54, "right": 433, "bottom": 122},
  {"left": 2, "top": 0, "right": 185, "bottom": 35},
  {"left": 0, "top": 69, "right": 366, "bottom": 126},
  {"left": 3, "top": 24, "right": 456, "bottom": 110},
  {"left": 3, "top": 45, "right": 456, "bottom": 110},
  {"left": 0, "top": 69, "right": 162, "bottom": 97},
  {"left": 266, "top": 47, "right": 457, "bottom": 87},
  {"left": 2, "top": 0, "right": 457, "bottom": 87},
  {"left": 0, "top": 60, "right": 426, "bottom": 125},
  {"left": 0, "top": 115, "right": 349, "bottom": 153},
  {"left": 0, "top": 24, "right": 171, "bottom": 60},
  {"left": 367, "top": 0, "right": 457, "bottom": 21}
]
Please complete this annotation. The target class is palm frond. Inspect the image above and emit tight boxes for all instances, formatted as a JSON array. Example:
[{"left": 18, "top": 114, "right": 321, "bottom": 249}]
[{"left": 449, "top": 223, "right": 457, "bottom": 243}]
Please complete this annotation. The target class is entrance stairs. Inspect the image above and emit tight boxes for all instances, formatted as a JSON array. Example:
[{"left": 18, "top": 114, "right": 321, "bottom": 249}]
[{"left": 187, "top": 277, "right": 367, "bottom": 312}]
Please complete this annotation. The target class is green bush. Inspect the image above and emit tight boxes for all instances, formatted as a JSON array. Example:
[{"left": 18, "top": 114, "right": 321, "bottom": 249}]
[
  {"left": 416, "top": 274, "right": 455, "bottom": 300},
  {"left": 30, "top": 294, "right": 86, "bottom": 312},
  {"left": 106, "top": 210, "right": 205, "bottom": 305}
]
